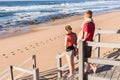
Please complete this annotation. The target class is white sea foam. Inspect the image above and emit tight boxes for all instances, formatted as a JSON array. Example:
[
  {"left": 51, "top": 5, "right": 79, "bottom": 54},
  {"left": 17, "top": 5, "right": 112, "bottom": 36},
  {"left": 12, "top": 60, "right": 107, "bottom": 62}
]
[
  {"left": 14, "top": 12, "right": 56, "bottom": 22},
  {"left": 0, "top": 0, "right": 120, "bottom": 14},
  {"left": 0, "top": 5, "right": 55, "bottom": 12},
  {"left": 0, "top": 0, "right": 120, "bottom": 31}
]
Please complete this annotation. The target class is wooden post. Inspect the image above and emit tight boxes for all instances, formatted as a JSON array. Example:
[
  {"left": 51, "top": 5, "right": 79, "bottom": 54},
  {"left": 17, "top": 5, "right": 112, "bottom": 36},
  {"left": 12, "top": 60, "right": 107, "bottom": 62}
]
[
  {"left": 33, "top": 68, "right": 39, "bottom": 80},
  {"left": 32, "top": 55, "right": 36, "bottom": 69},
  {"left": 57, "top": 54, "right": 62, "bottom": 79},
  {"left": 10, "top": 65, "right": 14, "bottom": 80},
  {"left": 78, "top": 41, "right": 84, "bottom": 80},
  {"left": 95, "top": 28, "right": 101, "bottom": 57}
]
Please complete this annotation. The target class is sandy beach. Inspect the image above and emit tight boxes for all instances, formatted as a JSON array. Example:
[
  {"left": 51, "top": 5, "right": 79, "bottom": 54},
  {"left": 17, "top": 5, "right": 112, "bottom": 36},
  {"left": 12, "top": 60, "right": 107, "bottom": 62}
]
[{"left": 0, "top": 11, "right": 120, "bottom": 78}]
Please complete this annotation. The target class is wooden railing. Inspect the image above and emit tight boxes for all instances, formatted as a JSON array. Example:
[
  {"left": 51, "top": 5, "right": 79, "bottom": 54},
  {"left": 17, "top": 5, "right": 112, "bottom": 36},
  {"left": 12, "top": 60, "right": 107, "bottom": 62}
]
[
  {"left": 56, "top": 28, "right": 120, "bottom": 80},
  {"left": 78, "top": 41, "right": 120, "bottom": 80},
  {"left": 94, "top": 28, "right": 120, "bottom": 57},
  {"left": 56, "top": 52, "right": 78, "bottom": 78},
  {"left": 10, "top": 65, "right": 39, "bottom": 80},
  {"left": 0, "top": 55, "right": 39, "bottom": 80}
]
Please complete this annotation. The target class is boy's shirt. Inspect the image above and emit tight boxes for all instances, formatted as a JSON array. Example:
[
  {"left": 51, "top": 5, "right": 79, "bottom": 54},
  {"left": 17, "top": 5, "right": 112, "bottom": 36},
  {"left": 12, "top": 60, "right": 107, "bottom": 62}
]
[{"left": 83, "top": 22, "right": 95, "bottom": 41}]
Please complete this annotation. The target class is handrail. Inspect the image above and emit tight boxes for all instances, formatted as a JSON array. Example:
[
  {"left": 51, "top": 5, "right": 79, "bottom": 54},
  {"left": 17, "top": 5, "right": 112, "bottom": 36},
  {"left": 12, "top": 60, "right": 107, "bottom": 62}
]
[
  {"left": 12, "top": 66, "right": 33, "bottom": 74},
  {"left": 14, "top": 66, "right": 32, "bottom": 80},
  {"left": 58, "top": 59, "right": 78, "bottom": 71},
  {"left": 9, "top": 55, "right": 39, "bottom": 80},
  {"left": 57, "top": 52, "right": 78, "bottom": 78},
  {"left": 10, "top": 65, "right": 39, "bottom": 80},
  {"left": 0, "top": 55, "right": 36, "bottom": 80},
  {"left": 95, "top": 28, "right": 120, "bottom": 34},
  {"left": 86, "top": 41, "right": 120, "bottom": 48},
  {"left": 0, "top": 68, "right": 9, "bottom": 77},
  {"left": 87, "top": 58, "right": 120, "bottom": 66},
  {"left": 0, "top": 71, "right": 9, "bottom": 80},
  {"left": 57, "top": 28, "right": 120, "bottom": 80},
  {"left": 18, "top": 56, "right": 32, "bottom": 67},
  {"left": 57, "top": 52, "right": 65, "bottom": 59},
  {"left": 78, "top": 41, "right": 120, "bottom": 80}
]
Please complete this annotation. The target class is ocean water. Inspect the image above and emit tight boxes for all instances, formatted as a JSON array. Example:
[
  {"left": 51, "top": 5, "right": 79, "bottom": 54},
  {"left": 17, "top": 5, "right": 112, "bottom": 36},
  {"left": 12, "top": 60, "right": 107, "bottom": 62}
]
[{"left": 0, "top": 0, "right": 120, "bottom": 32}]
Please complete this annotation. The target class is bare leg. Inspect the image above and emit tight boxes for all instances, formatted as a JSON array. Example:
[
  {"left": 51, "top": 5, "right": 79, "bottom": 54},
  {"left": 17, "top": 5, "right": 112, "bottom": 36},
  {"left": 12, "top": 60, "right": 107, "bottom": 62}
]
[
  {"left": 66, "top": 52, "right": 74, "bottom": 77},
  {"left": 86, "top": 62, "right": 91, "bottom": 73},
  {"left": 87, "top": 62, "right": 96, "bottom": 74}
]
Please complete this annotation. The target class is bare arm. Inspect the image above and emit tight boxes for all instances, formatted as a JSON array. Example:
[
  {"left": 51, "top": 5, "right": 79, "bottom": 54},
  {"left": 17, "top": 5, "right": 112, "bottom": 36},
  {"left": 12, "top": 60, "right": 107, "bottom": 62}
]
[
  {"left": 81, "top": 31, "right": 88, "bottom": 41},
  {"left": 64, "top": 36, "right": 67, "bottom": 49}
]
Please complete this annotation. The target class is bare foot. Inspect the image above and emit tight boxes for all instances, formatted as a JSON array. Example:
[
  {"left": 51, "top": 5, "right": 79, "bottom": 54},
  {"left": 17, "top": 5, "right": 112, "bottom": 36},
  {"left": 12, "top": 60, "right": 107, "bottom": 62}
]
[
  {"left": 93, "top": 67, "right": 97, "bottom": 74},
  {"left": 86, "top": 66, "right": 91, "bottom": 73},
  {"left": 67, "top": 74, "right": 73, "bottom": 80}
]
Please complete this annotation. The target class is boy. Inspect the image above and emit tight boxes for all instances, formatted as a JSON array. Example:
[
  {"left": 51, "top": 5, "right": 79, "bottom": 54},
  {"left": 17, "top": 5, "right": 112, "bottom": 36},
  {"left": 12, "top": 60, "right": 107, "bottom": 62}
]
[{"left": 79, "top": 10, "right": 96, "bottom": 73}]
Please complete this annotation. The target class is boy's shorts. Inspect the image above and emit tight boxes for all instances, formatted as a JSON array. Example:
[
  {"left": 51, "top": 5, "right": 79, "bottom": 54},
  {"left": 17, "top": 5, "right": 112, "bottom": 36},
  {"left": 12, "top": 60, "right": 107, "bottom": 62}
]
[{"left": 84, "top": 46, "right": 92, "bottom": 58}]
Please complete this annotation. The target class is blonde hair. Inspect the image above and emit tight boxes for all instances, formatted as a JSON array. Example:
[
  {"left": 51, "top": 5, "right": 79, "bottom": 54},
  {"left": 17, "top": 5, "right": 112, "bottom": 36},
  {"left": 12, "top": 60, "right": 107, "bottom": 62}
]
[
  {"left": 65, "top": 25, "right": 72, "bottom": 31},
  {"left": 84, "top": 10, "right": 93, "bottom": 18}
]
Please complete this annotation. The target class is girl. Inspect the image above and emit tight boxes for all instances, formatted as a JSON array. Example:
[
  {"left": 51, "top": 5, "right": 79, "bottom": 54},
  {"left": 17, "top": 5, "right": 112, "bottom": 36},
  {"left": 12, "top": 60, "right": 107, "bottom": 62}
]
[{"left": 64, "top": 25, "right": 77, "bottom": 78}]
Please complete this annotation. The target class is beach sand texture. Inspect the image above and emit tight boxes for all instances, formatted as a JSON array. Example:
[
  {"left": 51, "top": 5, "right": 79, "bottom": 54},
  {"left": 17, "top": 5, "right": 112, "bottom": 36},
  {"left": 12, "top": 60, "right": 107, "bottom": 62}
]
[{"left": 0, "top": 11, "right": 120, "bottom": 78}]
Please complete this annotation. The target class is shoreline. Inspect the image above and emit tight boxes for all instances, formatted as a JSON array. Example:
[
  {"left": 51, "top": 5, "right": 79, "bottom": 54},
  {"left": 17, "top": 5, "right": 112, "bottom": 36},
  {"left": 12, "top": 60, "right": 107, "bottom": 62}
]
[
  {"left": 0, "top": 14, "right": 83, "bottom": 39},
  {"left": 0, "top": 11, "right": 120, "bottom": 74},
  {"left": 0, "top": 10, "right": 120, "bottom": 39}
]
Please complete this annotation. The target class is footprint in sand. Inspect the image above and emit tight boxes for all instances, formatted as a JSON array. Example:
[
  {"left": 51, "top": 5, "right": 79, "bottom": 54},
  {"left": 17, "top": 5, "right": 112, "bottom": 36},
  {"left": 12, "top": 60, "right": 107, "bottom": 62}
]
[
  {"left": 17, "top": 49, "right": 20, "bottom": 51},
  {"left": 57, "top": 35, "right": 60, "bottom": 38},
  {"left": 12, "top": 53, "right": 15, "bottom": 55},
  {"left": 54, "top": 37, "right": 56, "bottom": 40},
  {"left": 25, "top": 47, "right": 28, "bottom": 50},
  {"left": 35, "top": 43, "right": 39, "bottom": 46},
  {"left": 2, "top": 54, "right": 6, "bottom": 56},
  {"left": 40, "top": 41, "right": 44, "bottom": 45},
  {"left": 49, "top": 38, "right": 53, "bottom": 41},
  {"left": 32, "top": 46, "right": 35, "bottom": 48},
  {"left": 40, "top": 41, "right": 42, "bottom": 43},
  {"left": 5, "top": 56, "right": 8, "bottom": 58},
  {"left": 30, "top": 45, "right": 33, "bottom": 47},
  {"left": 46, "top": 40, "right": 48, "bottom": 43},
  {"left": 11, "top": 52, "right": 15, "bottom": 55},
  {"left": 21, "top": 51, "right": 23, "bottom": 53},
  {"left": 42, "top": 42, "right": 45, "bottom": 45},
  {"left": 11, "top": 52, "right": 14, "bottom": 53}
]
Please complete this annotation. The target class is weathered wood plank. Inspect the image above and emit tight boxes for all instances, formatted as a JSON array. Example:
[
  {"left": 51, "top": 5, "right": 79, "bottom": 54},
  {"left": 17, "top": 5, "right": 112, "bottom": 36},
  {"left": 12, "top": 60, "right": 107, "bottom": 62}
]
[
  {"left": 57, "top": 57, "right": 62, "bottom": 78},
  {"left": 104, "top": 66, "right": 116, "bottom": 80},
  {"left": 33, "top": 68, "right": 39, "bottom": 80},
  {"left": 78, "top": 41, "right": 84, "bottom": 80},
  {"left": 95, "top": 29, "right": 120, "bottom": 34},
  {"left": 87, "top": 58, "right": 120, "bottom": 66},
  {"left": 18, "top": 56, "right": 32, "bottom": 67},
  {"left": 57, "top": 52, "right": 65, "bottom": 58},
  {"left": 60, "top": 65, "right": 120, "bottom": 80},
  {"left": 58, "top": 59, "right": 78, "bottom": 70},
  {"left": 10, "top": 66, "right": 14, "bottom": 80},
  {"left": 13, "top": 66, "right": 33, "bottom": 74},
  {"left": 32, "top": 55, "right": 37, "bottom": 68},
  {"left": 0, "top": 68, "right": 9, "bottom": 80},
  {"left": 95, "top": 32, "right": 100, "bottom": 57},
  {"left": 118, "top": 74, "right": 120, "bottom": 80},
  {"left": 88, "top": 75, "right": 106, "bottom": 80},
  {"left": 97, "top": 65, "right": 108, "bottom": 78},
  {"left": 90, "top": 64, "right": 104, "bottom": 77},
  {"left": 87, "top": 64, "right": 120, "bottom": 80},
  {"left": 86, "top": 41, "right": 120, "bottom": 48},
  {"left": 111, "top": 66, "right": 120, "bottom": 80}
]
